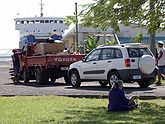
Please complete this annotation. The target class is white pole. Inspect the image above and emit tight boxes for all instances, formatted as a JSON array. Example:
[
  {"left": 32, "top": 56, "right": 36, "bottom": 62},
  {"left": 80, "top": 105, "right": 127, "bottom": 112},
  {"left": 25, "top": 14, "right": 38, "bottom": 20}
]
[{"left": 114, "top": 33, "right": 120, "bottom": 44}]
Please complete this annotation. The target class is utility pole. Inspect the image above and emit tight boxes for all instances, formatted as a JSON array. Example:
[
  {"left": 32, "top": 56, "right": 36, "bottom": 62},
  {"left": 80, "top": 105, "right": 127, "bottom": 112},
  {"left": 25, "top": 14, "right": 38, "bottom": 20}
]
[{"left": 75, "top": 2, "right": 78, "bottom": 51}]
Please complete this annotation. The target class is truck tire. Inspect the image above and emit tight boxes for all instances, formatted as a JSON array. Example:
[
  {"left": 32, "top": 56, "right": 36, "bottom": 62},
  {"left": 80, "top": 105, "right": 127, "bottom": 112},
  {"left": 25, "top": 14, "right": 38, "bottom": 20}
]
[
  {"left": 64, "top": 75, "right": 70, "bottom": 85},
  {"left": 23, "top": 69, "right": 29, "bottom": 83},
  {"left": 69, "top": 70, "right": 81, "bottom": 87},
  {"left": 36, "top": 68, "right": 44, "bottom": 84},
  {"left": 50, "top": 75, "right": 56, "bottom": 83},
  {"left": 44, "top": 71, "right": 49, "bottom": 84}
]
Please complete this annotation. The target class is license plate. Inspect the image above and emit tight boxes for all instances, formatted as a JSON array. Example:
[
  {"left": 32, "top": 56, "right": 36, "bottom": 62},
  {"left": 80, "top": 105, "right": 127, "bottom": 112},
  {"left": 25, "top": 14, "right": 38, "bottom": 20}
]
[
  {"left": 61, "top": 67, "right": 69, "bottom": 70},
  {"left": 133, "top": 75, "right": 141, "bottom": 79}
]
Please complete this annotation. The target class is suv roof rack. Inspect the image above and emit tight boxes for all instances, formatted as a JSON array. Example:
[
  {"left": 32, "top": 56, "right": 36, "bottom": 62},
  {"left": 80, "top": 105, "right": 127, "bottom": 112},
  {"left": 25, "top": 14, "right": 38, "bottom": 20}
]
[{"left": 97, "top": 43, "right": 147, "bottom": 49}]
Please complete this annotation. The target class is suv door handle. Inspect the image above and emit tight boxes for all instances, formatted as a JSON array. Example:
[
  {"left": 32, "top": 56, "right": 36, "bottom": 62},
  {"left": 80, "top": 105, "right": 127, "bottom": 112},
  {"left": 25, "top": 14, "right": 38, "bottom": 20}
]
[
  {"left": 131, "top": 59, "right": 135, "bottom": 62},
  {"left": 93, "top": 62, "right": 97, "bottom": 64},
  {"left": 107, "top": 61, "right": 111, "bottom": 63}
]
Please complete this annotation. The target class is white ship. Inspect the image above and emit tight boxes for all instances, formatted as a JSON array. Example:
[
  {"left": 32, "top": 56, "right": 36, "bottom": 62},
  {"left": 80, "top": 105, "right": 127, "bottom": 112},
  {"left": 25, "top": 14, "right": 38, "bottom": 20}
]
[{"left": 14, "top": 0, "right": 68, "bottom": 49}]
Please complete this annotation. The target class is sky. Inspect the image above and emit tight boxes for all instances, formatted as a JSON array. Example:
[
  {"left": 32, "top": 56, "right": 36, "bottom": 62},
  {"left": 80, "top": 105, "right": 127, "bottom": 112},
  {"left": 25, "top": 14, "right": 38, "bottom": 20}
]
[{"left": 0, "top": 0, "right": 93, "bottom": 49}]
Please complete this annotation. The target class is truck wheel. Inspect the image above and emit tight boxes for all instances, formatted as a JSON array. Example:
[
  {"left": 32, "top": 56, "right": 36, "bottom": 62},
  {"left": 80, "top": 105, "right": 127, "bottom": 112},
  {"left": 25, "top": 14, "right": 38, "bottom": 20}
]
[
  {"left": 50, "top": 76, "right": 56, "bottom": 83},
  {"left": 44, "top": 71, "right": 49, "bottom": 84},
  {"left": 24, "top": 69, "right": 29, "bottom": 83},
  {"left": 64, "top": 75, "right": 70, "bottom": 85},
  {"left": 36, "top": 68, "right": 44, "bottom": 84},
  {"left": 70, "top": 70, "right": 81, "bottom": 87},
  {"left": 99, "top": 81, "right": 108, "bottom": 87},
  {"left": 108, "top": 71, "right": 121, "bottom": 87}
]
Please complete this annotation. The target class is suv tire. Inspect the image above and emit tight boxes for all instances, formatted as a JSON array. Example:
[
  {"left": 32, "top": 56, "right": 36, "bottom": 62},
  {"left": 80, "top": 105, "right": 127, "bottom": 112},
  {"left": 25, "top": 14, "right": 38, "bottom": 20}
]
[
  {"left": 99, "top": 81, "right": 108, "bottom": 87},
  {"left": 70, "top": 70, "right": 81, "bottom": 87},
  {"left": 108, "top": 71, "right": 121, "bottom": 86},
  {"left": 137, "top": 79, "right": 154, "bottom": 88}
]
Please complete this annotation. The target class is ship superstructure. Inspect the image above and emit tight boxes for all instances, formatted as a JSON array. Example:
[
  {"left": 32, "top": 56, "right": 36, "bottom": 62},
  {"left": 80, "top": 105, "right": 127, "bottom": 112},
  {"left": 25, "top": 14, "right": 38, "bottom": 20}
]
[{"left": 14, "top": 0, "right": 68, "bottom": 49}]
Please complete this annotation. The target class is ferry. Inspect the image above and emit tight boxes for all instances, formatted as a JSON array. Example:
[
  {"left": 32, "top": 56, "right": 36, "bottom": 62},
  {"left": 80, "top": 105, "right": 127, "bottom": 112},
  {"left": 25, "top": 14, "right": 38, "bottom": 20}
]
[{"left": 14, "top": 0, "right": 68, "bottom": 49}]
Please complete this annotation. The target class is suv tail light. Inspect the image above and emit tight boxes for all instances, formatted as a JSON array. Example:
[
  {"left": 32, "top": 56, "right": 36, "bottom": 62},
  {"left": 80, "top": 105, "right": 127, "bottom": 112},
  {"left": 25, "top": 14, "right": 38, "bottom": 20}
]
[{"left": 124, "top": 59, "right": 130, "bottom": 67}]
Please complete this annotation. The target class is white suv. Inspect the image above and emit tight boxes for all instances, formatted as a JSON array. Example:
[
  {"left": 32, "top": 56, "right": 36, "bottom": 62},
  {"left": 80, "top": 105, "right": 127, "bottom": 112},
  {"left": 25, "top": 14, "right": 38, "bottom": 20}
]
[{"left": 69, "top": 43, "right": 157, "bottom": 88}]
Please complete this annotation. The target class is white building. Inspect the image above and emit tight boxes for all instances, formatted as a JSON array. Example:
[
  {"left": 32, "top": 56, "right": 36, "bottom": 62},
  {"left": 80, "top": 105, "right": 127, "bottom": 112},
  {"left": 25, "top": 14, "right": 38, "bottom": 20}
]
[{"left": 62, "top": 24, "right": 165, "bottom": 52}]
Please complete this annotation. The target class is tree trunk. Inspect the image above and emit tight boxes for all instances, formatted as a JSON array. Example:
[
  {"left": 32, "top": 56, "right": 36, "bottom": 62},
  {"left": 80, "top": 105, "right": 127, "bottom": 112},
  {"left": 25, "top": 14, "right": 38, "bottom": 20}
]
[
  {"left": 149, "top": 0, "right": 156, "bottom": 57},
  {"left": 149, "top": 33, "right": 156, "bottom": 57}
]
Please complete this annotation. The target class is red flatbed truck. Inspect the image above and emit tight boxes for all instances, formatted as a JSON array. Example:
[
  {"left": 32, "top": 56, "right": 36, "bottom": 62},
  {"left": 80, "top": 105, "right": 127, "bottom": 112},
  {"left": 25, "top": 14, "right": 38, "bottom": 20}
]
[{"left": 17, "top": 45, "right": 85, "bottom": 84}]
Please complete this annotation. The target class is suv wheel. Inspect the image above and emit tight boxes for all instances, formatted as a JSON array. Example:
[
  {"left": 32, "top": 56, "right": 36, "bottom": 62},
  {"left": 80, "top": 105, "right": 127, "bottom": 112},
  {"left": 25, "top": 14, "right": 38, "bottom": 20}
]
[
  {"left": 70, "top": 70, "right": 81, "bottom": 87},
  {"left": 99, "top": 81, "right": 108, "bottom": 87},
  {"left": 108, "top": 71, "right": 121, "bottom": 86},
  {"left": 137, "top": 78, "right": 155, "bottom": 88}
]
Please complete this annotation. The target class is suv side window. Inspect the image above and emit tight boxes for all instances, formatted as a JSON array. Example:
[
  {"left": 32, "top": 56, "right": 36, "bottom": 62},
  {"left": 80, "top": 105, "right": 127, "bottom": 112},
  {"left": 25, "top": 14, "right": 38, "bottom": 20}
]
[
  {"left": 114, "top": 49, "right": 123, "bottom": 58},
  {"left": 100, "top": 48, "right": 123, "bottom": 60},
  {"left": 100, "top": 48, "right": 114, "bottom": 60},
  {"left": 128, "top": 48, "right": 152, "bottom": 58},
  {"left": 86, "top": 49, "right": 101, "bottom": 61}
]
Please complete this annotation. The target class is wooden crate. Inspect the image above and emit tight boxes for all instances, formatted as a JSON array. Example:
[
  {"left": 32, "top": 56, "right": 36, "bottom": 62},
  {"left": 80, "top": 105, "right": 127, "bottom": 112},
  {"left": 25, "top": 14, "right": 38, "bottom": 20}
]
[{"left": 34, "top": 42, "right": 65, "bottom": 55}]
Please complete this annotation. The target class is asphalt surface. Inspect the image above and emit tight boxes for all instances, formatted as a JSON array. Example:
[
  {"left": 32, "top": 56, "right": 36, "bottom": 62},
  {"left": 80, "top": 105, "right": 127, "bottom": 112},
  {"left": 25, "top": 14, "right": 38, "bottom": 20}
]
[{"left": 0, "top": 62, "right": 165, "bottom": 98}]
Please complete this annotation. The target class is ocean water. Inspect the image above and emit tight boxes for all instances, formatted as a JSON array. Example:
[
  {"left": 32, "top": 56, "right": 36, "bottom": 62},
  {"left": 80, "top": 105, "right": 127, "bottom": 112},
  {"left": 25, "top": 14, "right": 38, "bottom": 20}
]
[
  {"left": 0, "top": 57, "right": 12, "bottom": 61},
  {"left": 0, "top": 49, "right": 12, "bottom": 62}
]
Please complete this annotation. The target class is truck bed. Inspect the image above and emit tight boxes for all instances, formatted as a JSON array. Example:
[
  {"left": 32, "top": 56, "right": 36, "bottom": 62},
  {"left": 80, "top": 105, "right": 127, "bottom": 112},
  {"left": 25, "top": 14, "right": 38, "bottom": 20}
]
[{"left": 25, "top": 54, "right": 85, "bottom": 67}]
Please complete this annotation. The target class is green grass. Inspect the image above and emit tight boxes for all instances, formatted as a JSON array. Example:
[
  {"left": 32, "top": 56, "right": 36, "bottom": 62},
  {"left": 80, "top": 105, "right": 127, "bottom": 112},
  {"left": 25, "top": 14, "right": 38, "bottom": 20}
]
[
  {"left": 0, "top": 96, "right": 165, "bottom": 124},
  {"left": 161, "top": 79, "right": 165, "bottom": 84},
  {"left": 155, "top": 77, "right": 165, "bottom": 84}
]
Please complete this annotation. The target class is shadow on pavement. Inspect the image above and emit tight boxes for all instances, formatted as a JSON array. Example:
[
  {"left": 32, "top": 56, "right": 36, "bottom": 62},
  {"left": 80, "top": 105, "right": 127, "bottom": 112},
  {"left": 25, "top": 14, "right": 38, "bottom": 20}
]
[
  {"left": 66, "top": 85, "right": 110, "bottom": 91},
  {"left": 123, "top": 86, "right": 156, "bottom": 94},
  {"left": 4, "top": 79, "right": 67, "bottom": 88},
  {"left": 66, "top": 84, "right": 156, "bottom": 93}
]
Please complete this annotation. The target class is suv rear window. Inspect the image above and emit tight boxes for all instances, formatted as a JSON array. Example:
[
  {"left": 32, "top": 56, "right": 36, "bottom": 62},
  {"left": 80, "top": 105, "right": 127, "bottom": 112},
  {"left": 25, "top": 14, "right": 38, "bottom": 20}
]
[{"left": 127, "top": 48, "right": 152, "bottom": 58}]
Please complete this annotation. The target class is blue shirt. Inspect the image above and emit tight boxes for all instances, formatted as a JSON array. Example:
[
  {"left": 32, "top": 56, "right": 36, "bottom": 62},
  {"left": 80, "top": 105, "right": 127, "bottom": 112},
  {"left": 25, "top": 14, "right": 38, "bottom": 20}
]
[{"left": 108, "top": 88, "right": 130, "bottom": 111}]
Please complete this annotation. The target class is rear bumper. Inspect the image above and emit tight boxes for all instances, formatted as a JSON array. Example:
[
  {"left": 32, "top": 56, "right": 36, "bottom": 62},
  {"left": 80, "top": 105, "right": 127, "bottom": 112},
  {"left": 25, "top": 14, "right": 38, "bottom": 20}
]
[{"left": 118, "top": 68, "right": 158, "bottom": 81}]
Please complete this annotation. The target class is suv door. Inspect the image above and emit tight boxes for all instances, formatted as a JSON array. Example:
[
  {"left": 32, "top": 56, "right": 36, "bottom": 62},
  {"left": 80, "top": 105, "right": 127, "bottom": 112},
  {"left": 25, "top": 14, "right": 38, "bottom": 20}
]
[
  {"left": 95, "top": 48, "right": 123, "bottom": 79},
  {"left": 80, "top": 49, "right": 102, "bottom": 79}
]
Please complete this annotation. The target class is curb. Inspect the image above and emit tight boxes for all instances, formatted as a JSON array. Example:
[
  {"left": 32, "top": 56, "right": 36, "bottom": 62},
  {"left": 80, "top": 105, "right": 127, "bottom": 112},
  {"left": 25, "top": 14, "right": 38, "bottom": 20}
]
[
  {"left": 1, "top": 94, "right": 165, "bottom": 100},
  {"left": 62, "top": 95, "right": 165, "bottom": 100}
]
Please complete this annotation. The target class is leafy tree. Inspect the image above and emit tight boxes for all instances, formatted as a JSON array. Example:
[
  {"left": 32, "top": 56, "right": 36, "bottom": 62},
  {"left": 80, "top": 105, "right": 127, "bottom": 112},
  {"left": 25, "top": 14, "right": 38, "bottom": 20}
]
[
  {"left": 132, "top": 33, "right": 143, "bottom": 43},
  {"left": 80, "top": 0, "right": 165, "bottom": 56},
  {"left": 85, "top": 35, "right": 100, "bottom": 53},
  {"left": 105, "top": 39, "right": 118, "bottom": 45}
]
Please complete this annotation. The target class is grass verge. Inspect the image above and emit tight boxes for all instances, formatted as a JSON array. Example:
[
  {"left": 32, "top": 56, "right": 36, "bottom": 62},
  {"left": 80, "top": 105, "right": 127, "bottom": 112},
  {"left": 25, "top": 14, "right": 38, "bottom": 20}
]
[{"left": 0, "top": 96, "right": 165, "bottom": 124}]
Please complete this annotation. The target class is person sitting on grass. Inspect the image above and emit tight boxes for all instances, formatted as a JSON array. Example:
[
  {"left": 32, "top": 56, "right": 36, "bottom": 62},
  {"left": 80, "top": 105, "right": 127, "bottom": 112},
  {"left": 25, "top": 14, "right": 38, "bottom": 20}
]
[{"left": 108, "top": 80, "right": 138, "bottom": 112}]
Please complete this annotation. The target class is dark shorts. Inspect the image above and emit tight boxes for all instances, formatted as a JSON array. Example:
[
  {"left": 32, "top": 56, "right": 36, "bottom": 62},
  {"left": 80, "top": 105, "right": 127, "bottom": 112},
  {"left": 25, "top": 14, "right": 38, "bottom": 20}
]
[{"left": 158, "top": 65, "right": 165, "bottom": 73}]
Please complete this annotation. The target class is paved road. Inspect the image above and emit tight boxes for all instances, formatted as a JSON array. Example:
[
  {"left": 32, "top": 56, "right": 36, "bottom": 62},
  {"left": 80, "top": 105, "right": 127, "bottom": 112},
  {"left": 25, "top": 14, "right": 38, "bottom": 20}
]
[{"left": 0, "top": 64, "right": 165, "bottom": 98}]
